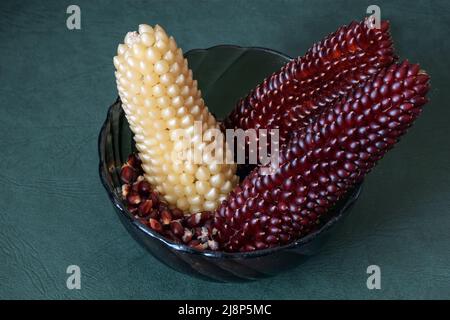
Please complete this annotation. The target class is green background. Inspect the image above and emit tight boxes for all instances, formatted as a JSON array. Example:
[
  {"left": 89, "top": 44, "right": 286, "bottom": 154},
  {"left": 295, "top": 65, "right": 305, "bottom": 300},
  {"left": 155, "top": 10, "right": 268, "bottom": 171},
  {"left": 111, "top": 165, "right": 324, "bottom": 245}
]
[{"left": 1, "top": 0, "right": 449, "bottom": 299}]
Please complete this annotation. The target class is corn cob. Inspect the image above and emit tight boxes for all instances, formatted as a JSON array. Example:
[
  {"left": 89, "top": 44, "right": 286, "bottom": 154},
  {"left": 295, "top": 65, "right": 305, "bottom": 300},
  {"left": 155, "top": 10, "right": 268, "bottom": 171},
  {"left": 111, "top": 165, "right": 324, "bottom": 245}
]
[
  {"left": 224, "top": 19, "right": 396, "bottom": 147},
  {"left": 113, "top": 24, "right": 238, "bottom": 214},
  {"left": 214, "top": 61, "right": 430, "bottom": 252}
]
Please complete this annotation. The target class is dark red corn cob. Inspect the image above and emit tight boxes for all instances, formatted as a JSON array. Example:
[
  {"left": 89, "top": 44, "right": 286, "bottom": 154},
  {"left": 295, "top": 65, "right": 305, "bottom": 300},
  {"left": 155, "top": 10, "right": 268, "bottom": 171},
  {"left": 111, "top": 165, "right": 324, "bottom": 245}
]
[
  {"left": 214, "top": 61, "right": 430, "bottom": 252},
  {"left": 223, "top": 19, "right": 396, "bottom": 147}
]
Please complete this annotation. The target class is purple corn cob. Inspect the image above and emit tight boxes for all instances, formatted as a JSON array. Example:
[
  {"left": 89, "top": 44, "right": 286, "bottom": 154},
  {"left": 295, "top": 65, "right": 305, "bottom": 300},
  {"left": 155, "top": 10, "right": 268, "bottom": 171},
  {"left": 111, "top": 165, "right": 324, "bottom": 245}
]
[
  {"left": 214, "top": 61, "right": 430, "bottom": 252},
  {"left": 224, "top": 19, "right": 396, "bottom": 147}
]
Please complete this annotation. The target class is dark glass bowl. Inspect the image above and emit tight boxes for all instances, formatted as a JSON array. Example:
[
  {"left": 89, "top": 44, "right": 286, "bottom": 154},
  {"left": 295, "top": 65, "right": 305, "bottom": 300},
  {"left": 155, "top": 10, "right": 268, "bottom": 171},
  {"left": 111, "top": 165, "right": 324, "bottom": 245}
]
[{"left": 98, "top": 45, "right": 362, "bottom": 282}]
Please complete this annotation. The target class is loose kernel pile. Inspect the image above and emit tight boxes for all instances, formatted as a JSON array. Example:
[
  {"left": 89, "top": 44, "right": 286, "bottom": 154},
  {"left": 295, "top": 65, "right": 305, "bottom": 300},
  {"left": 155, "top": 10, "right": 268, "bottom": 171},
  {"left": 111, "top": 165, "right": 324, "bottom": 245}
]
[
  {"left": 114, "top": 24, "right": 238, "bottom": 214},
  {"left": 120, "top": 154, "right": 218, "bottom": 250}
]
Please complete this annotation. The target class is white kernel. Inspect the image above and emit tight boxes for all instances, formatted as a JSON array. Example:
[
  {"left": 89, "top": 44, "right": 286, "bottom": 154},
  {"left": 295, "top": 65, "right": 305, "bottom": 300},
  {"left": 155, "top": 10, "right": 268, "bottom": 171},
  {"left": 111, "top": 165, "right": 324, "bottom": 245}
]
[
  {"left": 203, "top": 201, "right": 217, "bottom": 211},
  {"left": 164, "top": 194, "right": 177, "bottom": 205},
  {"left": 184, "top": 162, "right": 197, "bottom": 175},
  {"left": 159, "top": 73, "right": 174, "bottom": 86},
  {"left": 117, "top": 44, "right": 127, "bottom": 56},
  {"left": 185, "top": 97, "right": 195, "bottom": 108},
  {"left": 155, "top": 29, "right": 169, "bottom": 42},
  {"left": 224, "top": 167, "right": 234, "bottom": 178},
  {"left": 139, "top": 24, "right": 154, "bottom": 34},
  {"left": 188, "top": 195, "right": 202, "bottom": 206},
  {"left": 195, "top": 181, "right": 210, "bottom": 195},
  {"left": 132, "top": 43, "right": 146, "bottom": 59},
  {"left": 205, "top": 188, "right": 219, "bottom": 201},
  {"left": 157, "top": 96, "right": 170, "bottom": 108},
  {"left": 190, "top": 105, "right": 201, "bottom": 116},
  {"left": 180, "top": 85, "right": 190, "bottom": 97},
  {"left": 143, "top": 73, "right": 159, "bottom": 86},
  {"left": 171, "top": 63, "right": 182, "bottom": 75},
  {"left": 172, "top": 161, "right": 184, "bottom": 173},
  {"left": 184, "top": 185, "right": 196, "bottom": 197},
  {"left": 126, "top": 56, "right": 138, "bottom": 69},
  {"left": 129, "top": 82, "right": 140, "bottom": 94},
  {"left": 177, "top": 197, "right": 189, "bottom": 211},
  {"left": 124, "top": 31, "right": 139, "bottom": 46},
  {"left": 161, "top": 164, "right": 170, "bottom": 174},
  {"left": 166, "top": 84, "right": 179, "bottom": 97},
  {"left": 161, "top": 107, "right": 176, "bottom": 119},
  {"left": 180, "top": 173, "right": 193, "bottom": 185},
  {"left": 189, "top": 205, "right": 202, "bottom": 213},
  {"left": 167, "top": 174, "right": 178, "bottom": 184},
  {"left": 168, "top": 36, "right": 177, "bottom": 51},
  {"left": 166, "top": 118, "right": 178, "bottom": 129},
  {"left": 163, "top": 51, "right": 175, "bottom": 63},
  {"left": 210, "top": 173, "right": 225, "bottom": 188},
  {"left": 195, "top": 167, "right": 210, "bottom": 181},
  {"left": 138, "top": 60, "right": 153, "bottom": 75},
  {"left": 146, "top": 47, "right": 162, "bottom": 63},
  {"left": 151, "top": 84, "right": 165, "bottom": 97},
  {"left": 208, "top": 163, "right": 221, "bottom": 175},
  {"left": 113, "top": 56, "right": 123, "bottom": 69},
  {"left": 126, "top": 69, "right": 140, "bottom": 81},
  {"left": 154, "top": 60, "right": 169, "bottom": 75},
  {"left": 155, "top": 39, "right": 168, "bottom": 52},
  {"left": 171, "top": 96, "right": 184, "bottom": 108},
  {"left": 181, "top": 114, "right": 194, "bottom": 127},
  {"left": 143, "top": 97, "right": 157, "bottom": 108},
  {"left": 141, "top": 32, "right": 155, "bottom": 46},
  {"left": 152, "top": 120, "right": 165, "bottom": 130}
]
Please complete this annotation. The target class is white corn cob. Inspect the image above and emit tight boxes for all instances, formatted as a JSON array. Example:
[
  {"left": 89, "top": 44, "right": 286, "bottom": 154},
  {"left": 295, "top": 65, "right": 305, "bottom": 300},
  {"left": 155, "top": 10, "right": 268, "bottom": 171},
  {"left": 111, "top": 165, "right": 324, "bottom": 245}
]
[{"left": 113, "top": 24, "right": 238, "bottom": 214}]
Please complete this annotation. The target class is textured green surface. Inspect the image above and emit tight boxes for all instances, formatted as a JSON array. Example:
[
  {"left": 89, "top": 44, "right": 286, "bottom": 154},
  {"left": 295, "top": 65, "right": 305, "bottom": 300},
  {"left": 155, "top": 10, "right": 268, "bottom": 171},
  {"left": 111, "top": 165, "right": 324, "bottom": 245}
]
[{"left": 0, "top": 0, "right": 449, "bottom": 299}]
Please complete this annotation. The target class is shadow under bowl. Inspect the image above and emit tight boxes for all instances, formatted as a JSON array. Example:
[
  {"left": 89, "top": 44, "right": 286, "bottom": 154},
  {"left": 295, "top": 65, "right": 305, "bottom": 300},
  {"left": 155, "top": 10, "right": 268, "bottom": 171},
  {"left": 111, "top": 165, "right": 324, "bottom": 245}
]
[{"left": 98, "top": 45, "right": 362, "bottom": 282}]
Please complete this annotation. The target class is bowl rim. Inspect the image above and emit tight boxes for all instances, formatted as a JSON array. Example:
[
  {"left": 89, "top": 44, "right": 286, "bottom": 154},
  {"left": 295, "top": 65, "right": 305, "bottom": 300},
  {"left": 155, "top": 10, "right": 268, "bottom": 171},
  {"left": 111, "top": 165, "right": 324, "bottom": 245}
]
[
  {"left": 182, "top": 44, "right": 293, "bottom": 61},
  {"left": 98, "top": 44, "right": 362, "bottom": 260}
]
